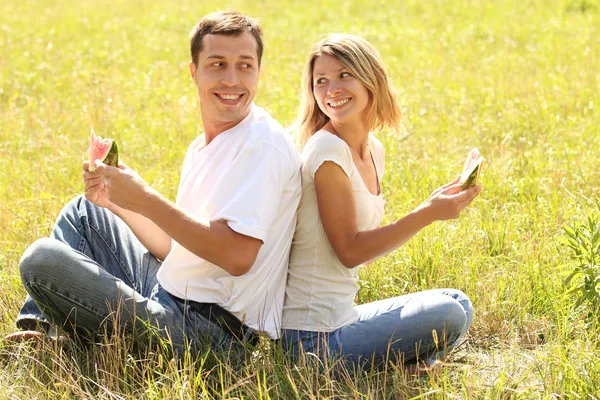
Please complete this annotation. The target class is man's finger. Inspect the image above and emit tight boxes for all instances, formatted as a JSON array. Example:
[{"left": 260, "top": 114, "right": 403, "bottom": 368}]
[
  {"left": 84, "top": 179, "right": 103, "bottom": 192},
  {"left": 94, "top": 160, "right": 120, "bottom": 176},
  {"left": 84, "top": 176, "right": 102, "bottom": 186},
  {"left": 83, "top": 169, "right": 100, "bottom": 180}
]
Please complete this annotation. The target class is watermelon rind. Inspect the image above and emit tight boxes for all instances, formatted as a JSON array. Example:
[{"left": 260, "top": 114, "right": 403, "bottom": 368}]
[
  {"left": 460, "top": 163, "right": 480, "bottom": 190},
  {"left": 460, "top": 157, "right": 484, "bottom": 191},
  {"left": 102, "top": 140, "right": 119, "bottom": 168},
  {"left": 88, "top": 129, "right": 119, "bottom": 172}
]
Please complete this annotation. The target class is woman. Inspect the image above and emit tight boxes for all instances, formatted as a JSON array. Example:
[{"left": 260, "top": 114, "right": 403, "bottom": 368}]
[{"left": 282, "top": 34, "right": 481, "bottom": 371}]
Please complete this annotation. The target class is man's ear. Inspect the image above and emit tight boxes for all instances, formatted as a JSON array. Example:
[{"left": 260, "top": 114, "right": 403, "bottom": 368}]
[{"left": 189, "top": 62, "right": 197, "bottom": 80}]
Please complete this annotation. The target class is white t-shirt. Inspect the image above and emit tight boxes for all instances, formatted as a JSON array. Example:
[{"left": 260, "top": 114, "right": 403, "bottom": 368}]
[
  {"left": 282, "top": 130, "right": 385, "bottom": 332},
  {"left": 157, "top": 104, "right": 301, "bottom": 339}
]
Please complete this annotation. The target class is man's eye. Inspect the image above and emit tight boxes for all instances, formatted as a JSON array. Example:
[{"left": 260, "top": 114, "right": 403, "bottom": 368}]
[
  {"left": 241, "top": 63, "right": 252, "bottom": 69},
  {"left": 212, "top": 62, "right": 223, "bottom": 67}
]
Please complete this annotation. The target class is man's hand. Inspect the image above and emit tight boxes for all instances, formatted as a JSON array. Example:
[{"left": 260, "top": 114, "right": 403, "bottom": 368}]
[
  {"left": 83, "top": 161, "right": 113, "bottom": 209},
  {"left": 93, "top": 160, "right": 152, "bottom": 213},
  {"left": 417, "top": 178, "right": 482, "bottom": 222}
]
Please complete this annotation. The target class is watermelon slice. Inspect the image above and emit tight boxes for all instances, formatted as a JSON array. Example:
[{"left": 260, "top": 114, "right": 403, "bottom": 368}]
[
  {"left": 88, "top": 127, "right": 119, "bottom": 172},
  {"left": 459, "top": 147, "right": 484, "bottom": 191}
]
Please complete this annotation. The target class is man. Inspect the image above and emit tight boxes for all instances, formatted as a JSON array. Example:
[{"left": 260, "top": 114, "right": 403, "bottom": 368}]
[{"left": 7, "top": 11, "right": 301, "bottom": 351}]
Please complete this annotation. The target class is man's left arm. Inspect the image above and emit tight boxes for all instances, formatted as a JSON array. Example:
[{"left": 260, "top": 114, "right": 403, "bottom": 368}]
[{"left": 136, "top": 191, "right": 262, "bottom": 276}]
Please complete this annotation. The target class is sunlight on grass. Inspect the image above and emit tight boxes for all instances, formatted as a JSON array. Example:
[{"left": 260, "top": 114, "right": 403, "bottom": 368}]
[{"left": 1, "top": 0, "right": 599, "bottom": 397}]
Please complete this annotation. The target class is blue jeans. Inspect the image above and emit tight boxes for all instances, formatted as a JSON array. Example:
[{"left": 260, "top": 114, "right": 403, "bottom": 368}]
[
  {"left": 282, "top": 289, "right": 473, "bottom": 369},
  {"left": 16, "top": 195, "right": 245, "bottom": 353}
]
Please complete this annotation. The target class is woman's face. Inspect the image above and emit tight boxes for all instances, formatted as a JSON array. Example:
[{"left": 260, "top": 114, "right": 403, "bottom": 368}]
[{"left": 312, "top": 54, "right": 370, "bottom": 127}]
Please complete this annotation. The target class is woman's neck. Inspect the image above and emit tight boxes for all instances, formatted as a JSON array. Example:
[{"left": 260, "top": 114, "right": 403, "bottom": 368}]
[{"left": 325, "top": 120, "right": 370, "bottom": 160}]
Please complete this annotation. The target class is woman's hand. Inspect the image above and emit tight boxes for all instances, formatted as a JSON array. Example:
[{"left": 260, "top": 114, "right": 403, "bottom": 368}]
[{"left": 417, "top": 178, "right": 482, "bottom": 222}]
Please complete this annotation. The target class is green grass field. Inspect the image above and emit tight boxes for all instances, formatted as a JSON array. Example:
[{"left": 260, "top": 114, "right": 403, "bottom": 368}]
[{"left": 1, "top": 0, "right": 600, "bottom": 398}]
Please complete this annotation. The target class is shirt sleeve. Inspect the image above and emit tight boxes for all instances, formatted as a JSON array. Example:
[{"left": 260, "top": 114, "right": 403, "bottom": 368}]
[
  {"left": 211, "top": 142, "right": 295, "bottom": 242},
  {"left": 175, "top": 136, "right": 201, "bottom": 205},
  {"left": 303, "top": 131, "right": 354, "bottom": 181}
]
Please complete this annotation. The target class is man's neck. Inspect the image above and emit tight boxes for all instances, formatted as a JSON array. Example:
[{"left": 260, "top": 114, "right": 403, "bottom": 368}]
[{"left": 202, "top": 110, "right": 251, "bottom": 146}]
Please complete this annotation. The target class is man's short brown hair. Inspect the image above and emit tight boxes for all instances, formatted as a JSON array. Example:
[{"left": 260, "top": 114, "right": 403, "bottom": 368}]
[{"left": 190, "top": 11, "right": 264, "bottom": 66}]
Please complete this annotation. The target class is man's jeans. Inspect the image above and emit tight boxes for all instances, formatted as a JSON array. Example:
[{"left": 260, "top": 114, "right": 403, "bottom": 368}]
[
  {"left": 16, "top": 195, "right": 239, "bottom": 352},
  {"left": 282, "top": 289, "right": 473, "bottom": 369}
]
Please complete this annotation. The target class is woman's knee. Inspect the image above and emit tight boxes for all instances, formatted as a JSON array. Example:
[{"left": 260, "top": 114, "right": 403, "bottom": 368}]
[
  {"left": 436, "top": 296, "right": 470, "bottom": 342},
  {"left": 434, "top": 288, "right": 473, "bottom": 327}
]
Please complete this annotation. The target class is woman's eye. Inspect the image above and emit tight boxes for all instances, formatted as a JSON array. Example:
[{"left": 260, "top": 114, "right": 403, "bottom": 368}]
[
  {"left": 315, "top": 78, "right": 326, "bottom": 85},
  {"left": 341, "top": 72, "right": 351, "bottom": 78}
]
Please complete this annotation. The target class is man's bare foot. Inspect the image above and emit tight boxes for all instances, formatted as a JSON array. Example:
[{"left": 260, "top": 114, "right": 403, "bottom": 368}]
[{"left": 2, "top": 330, "right": 46, "bottom": 344}]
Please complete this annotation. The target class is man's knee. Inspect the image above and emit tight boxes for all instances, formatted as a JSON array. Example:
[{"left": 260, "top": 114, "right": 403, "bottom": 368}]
[{"left": 19, "top": 238, "right": 63, "bottom": 282}]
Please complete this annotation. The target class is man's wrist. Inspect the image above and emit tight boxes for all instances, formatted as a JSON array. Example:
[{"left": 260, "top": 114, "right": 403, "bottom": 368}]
[{"left": 107, "top": 202, "right": 123, "bottom": 216}]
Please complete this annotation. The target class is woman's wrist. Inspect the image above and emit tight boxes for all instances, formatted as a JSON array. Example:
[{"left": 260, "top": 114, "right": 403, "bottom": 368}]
[{"left": 409, "top": 205, "right": 436, "bottom": 229}]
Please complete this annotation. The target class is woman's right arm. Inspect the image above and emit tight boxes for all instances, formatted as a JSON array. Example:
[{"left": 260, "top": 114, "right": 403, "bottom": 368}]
[{"left": 314, "top": 162, "right": 481, "bottom": 268}]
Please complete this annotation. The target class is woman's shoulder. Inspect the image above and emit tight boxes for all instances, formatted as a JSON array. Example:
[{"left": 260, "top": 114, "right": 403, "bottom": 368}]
[
  {"left": 304, "top": 130, "right": 349, "bottom": 153},
  {"left": 368, "top": 134, "right": 385, "bottom": 155},
  {"left": 302, "top": 130, "right": 354, "bottom": 177}
]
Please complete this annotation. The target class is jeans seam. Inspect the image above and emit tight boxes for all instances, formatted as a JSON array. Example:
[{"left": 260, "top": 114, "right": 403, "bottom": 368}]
[
  {"left": 27, "top": 281, "right": 107, "bottom": 320},
  {"left": 76, "top": 219, "right": 88, "bottom": 254},
  {"left": 82, "top": 214, "right": 136, "bottom": 288}
]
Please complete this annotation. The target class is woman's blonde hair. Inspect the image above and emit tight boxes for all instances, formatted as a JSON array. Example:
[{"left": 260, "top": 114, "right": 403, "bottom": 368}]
[{"left": 293, "top": 34, "right": 403, "bottom": 148}]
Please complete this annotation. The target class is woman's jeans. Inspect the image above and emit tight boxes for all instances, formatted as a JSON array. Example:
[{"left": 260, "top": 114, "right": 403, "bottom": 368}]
[
  {"left": 16, "top": 195, "right": 241, "bottom": 353},
  {"left": 282, "top": 289, "right": 473, "bottom": 369}
]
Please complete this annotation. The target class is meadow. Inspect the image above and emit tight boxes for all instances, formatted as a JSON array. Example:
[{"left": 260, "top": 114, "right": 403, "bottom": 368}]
[{"left": 1, "top": 0, "right": 599, "bottom": 398}]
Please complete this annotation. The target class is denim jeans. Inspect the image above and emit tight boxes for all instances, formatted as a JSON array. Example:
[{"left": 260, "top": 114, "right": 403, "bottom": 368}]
[
  {"left": 282, "top": 289, "right": 473, "bottom": 369},
  {"left": 16, "top": 195, "right": 243, "bottom": 353}
]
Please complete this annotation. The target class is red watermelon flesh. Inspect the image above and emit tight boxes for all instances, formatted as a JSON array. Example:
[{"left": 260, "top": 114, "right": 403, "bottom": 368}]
[{"left": 88, "top": 128, "right": 119, "bottom": 172}]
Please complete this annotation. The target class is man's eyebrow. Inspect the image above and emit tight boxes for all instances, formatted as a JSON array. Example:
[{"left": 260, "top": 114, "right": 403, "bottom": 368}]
[{"left": 204, "top": 54, "right": 256, "bottom": 61}]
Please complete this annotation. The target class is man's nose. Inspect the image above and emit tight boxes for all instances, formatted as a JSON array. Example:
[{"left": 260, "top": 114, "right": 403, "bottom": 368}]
[{"left": 220, "top": 66, "right": 240, "bottom": 86}]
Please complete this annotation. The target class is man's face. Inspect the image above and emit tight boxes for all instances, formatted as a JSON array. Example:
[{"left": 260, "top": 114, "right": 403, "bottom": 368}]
[{"left": 190, "top": 32, "right": 260, "bottom": 133}]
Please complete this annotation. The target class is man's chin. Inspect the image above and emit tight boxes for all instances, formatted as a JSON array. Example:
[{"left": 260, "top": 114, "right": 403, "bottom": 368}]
[{"left": 217, "top": 105, "right": 251, "bottom": 122}]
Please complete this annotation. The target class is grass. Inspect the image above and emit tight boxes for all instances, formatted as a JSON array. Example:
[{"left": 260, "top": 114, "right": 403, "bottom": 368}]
[{"left": 1, "top": 0, "right": 600, "bottom": 398}]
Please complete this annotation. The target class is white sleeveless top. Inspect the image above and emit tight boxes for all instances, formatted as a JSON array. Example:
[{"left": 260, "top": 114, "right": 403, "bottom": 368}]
[{"left": 282, "top": 130, "right": 385, "bottom": 332}]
